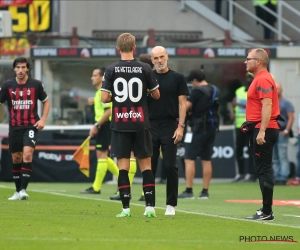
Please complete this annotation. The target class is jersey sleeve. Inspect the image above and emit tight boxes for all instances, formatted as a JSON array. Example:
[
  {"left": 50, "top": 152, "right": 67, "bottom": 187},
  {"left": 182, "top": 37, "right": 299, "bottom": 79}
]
[
  {"left": 177, "top": 74, "right": 189, "bottom": 96},
  {"left": 101, "top": 67, "right": 113, "bottom": 93},
  {"left": 0, "top": 83, "right": 8, "bottom": 104},
  {"left": 256, "top": 78, "right": 274, "bottom": 99},
  {"left": 37, "top": 81, "right": 48, "bottom": 102}
]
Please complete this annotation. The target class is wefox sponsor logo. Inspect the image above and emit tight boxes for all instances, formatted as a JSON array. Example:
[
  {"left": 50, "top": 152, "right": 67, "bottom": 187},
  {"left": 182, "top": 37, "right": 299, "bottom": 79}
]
[
  {"left": 239, "top": 235, "right": 297, "bottom": 243},
  {"left": 114, "top": 107, "right": 144, "bottom": 122},
  {"left": 116, "top": 110, "right": 142, "bottom": 119}
]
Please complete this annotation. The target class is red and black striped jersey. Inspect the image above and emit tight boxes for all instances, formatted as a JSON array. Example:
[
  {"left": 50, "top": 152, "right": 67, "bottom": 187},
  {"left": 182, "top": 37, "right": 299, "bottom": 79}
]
[
  {"left": 0, "top": 77, "right": 48, "bottom": 128},
  {"left": 101, "top": 59, "right": 159, "bottom": 131}
]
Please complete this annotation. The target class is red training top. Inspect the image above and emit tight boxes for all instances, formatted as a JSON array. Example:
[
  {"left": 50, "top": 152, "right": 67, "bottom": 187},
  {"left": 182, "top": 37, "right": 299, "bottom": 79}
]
[{"left": 246, "top": 70, "right": 280, "bottom": 129}]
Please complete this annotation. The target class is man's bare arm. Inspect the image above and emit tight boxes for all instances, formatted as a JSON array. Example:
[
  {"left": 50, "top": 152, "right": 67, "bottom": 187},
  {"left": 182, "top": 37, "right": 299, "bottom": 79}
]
[
  {"left": 256, "top": 97, "right": 272, "bottom": 144},
  {"left": 260, "top": 98, "right": 272, "bottom": 132},
  {"left": 172, "top": 95, "right": 187, "bottom": 144}
]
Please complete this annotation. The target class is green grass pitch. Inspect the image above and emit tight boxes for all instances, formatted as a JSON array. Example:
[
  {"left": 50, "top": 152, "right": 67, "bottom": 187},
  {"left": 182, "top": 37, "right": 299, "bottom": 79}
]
[{"left": 0, "top": 181, "right": 299, "bottom": 250}]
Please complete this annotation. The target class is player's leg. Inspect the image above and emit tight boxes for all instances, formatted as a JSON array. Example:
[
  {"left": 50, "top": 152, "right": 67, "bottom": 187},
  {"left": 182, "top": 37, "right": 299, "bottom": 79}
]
[
  {"left": 137, "top": 121, "right": 159, "bottom": 202},
  {"left": 19, "top": 128, "right": 38, "bottom": 200},
  {"left": 8, "top": 128, "right": 23, "bottom": 200},
  {"left": 134, "top": 129, "right": 156, "bottom": 217},
  {"left": 110, "top": 151, "right": 135, "bottom": 201},
  {"left": 111, "top": 131, "right": 132, "bottom": 217}
]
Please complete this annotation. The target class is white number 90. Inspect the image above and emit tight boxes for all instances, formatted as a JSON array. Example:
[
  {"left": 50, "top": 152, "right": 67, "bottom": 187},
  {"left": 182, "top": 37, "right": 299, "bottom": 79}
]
[{"left": 113, "top": 77, "right": 142, "bottom": 103}]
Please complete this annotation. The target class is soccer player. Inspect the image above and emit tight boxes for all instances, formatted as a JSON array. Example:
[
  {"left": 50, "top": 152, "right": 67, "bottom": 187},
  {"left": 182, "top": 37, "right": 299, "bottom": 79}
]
[
  {"left": 0, "top": 57, "right": 50, "bottom": 200},
  {"left": 244, "top": 48, "right": 279, "bottom": 220},
  {"left": 101, "top": 33, "right": 160, "bottom": 217}
]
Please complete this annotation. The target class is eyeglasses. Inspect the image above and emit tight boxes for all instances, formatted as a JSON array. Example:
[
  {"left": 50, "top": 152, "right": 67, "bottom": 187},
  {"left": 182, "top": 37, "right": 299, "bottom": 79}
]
[{"left": 246, "top": 58, "right": 259, "bottom": 61}]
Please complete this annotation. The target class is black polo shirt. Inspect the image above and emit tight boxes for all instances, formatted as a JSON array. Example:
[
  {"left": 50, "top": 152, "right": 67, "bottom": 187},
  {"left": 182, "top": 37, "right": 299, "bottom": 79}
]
[{"left": 148, "top": 69, "right": 189, "bottom": 120}]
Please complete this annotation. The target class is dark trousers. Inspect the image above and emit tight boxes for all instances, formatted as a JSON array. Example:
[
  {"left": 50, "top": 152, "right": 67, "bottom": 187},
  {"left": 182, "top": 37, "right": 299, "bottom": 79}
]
[
  {"left": 250, "top": 128, "right": 279, "bottom": 206},
  {"left": 150, "top": 119, "right": 178, "bottom": 206},
  {"left": 235, "top": 128, "right": 254, "bottom": 175}
]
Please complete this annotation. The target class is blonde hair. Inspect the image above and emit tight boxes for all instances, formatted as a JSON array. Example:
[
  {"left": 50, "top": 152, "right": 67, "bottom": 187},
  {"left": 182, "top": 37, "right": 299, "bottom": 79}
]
[{"left": 116, "top": 33, "right": 136, "bottom": 53}]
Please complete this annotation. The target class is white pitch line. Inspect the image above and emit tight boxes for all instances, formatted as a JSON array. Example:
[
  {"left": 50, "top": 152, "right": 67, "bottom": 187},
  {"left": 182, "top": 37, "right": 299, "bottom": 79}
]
[
  {"left": 282, "top": 214, "right": 300, "bottom": 218},
  {"left": 1, "top": 184, "right": 300, "bottom": 229}
]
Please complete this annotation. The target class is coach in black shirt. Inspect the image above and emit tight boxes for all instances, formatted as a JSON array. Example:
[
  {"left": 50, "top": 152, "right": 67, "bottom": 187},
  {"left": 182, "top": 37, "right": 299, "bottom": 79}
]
[{"left": 148, "top": 46, "right": 189, "bottom": 216}]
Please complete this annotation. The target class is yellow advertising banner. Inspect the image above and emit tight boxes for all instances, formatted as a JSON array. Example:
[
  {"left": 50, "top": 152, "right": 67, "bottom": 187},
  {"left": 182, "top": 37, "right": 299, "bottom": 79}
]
[
  {"left": 0, "top": 37, "right": 30, "bottom": 56},
  {"left": 0, "top": 0, "right": 51, "bottom": 32}
]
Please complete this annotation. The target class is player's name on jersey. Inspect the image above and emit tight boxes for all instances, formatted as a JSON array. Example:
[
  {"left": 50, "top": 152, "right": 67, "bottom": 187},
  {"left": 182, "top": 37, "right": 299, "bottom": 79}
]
[{"left": 115, "top": 66, "right": 143, "bottom": 73}]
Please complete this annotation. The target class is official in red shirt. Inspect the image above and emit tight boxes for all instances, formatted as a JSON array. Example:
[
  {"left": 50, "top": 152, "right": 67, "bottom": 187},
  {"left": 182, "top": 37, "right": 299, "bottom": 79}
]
[{"left": 244, "top": 48, "right": 279, "bottom": 221}]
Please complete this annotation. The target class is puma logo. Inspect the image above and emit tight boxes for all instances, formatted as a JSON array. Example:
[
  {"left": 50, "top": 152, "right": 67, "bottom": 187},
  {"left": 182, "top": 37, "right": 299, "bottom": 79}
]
[
  {"left": 255, "top": 152, "right": 261, "bottom": 157},
  {"left": 31, "top": 140, "right": 36, "bottom": 145},
  {"left": 12, "top": 91, "right": 16, "bottom": 95}
]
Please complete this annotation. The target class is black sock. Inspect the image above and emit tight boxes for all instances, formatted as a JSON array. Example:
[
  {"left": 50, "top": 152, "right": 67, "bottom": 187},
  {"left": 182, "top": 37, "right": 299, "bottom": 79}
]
[
  {"left": 118, "top": 169, "right": 131, "bottom": 209},
  {"left": 20, "top": 162, "right": 32, "bottom": 190},
  {"left": 142, "top": 169, "right": 155, "bottom": 207},
  {"left": 202, "top": 188, "right": 208, "bottom": 194},
  {"left": 12, "top": 163, "right": 22, "bottom": 192},
  {"left": 262, "top": 205, "right": 272, "bottom": 215},
  {"left": 186, "top": 188, "right": 193, "bottom": 193}
]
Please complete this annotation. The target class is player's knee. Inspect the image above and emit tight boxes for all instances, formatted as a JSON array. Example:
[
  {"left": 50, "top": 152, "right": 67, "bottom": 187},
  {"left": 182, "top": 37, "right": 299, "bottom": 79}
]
[
  {"left": 23, "top": 152, "right": 33, "bottom": 162},
  {"left": 12, "top": 153, "right": 22, "bottom": 164}
]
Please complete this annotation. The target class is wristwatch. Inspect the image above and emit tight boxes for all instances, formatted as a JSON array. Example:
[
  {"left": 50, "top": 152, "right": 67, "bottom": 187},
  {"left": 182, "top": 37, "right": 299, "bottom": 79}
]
[
  {"left": 94, "top": 122, "right": 101, "bottom": 129},
  {"left": 283, "top": 129, "right": 289, "bottom": 134},
  {"left": 178, "top": 122, "right": 185, "bottom": 128}
]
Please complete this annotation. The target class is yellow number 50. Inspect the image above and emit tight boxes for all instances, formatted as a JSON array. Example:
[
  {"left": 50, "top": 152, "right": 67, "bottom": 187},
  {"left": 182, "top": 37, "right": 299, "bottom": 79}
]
[{"left": 9, "top": 0, "right": 50, "bottom": 32}]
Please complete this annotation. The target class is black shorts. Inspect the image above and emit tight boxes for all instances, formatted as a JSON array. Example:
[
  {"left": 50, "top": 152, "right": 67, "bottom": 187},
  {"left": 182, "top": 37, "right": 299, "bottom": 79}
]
[
  {"left": 184, "top": 131, "right": 216, "bottom": 161},
  {"left": 95, "top": 122, "right": 111, "bottom": 151},
  {"left": 110, "top": 129, "right": 153, "bottom": 158},
  {"left": 8, "top": 127, "right": 38, "bottom": 153}
]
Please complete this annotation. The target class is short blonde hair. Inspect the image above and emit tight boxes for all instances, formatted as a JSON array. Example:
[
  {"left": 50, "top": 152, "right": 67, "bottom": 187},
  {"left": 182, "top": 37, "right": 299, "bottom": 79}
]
[{"left": 116, "top": 33, "right": 136, "bottom": 53}]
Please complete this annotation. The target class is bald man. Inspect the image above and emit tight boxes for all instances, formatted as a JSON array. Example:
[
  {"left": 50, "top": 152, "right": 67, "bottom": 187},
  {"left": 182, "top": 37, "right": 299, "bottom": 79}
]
[
  {"left": 147, "top": 46, "right": 189, "bottom": 215},
  {"left": 244, "top": 48, "right": 280, "bottom": 221},
  {"left": 273, "top": 82, "right": 294, "bottom": 185}
]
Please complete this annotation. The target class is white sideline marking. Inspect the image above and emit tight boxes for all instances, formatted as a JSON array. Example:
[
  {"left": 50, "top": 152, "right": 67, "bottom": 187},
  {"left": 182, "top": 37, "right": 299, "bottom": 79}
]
[
  {"left": 282, "top": 214, "right": 300, "bottom": 218},
  {"left": 1, "top": 184, "right": 300, "bottom": 229}
]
